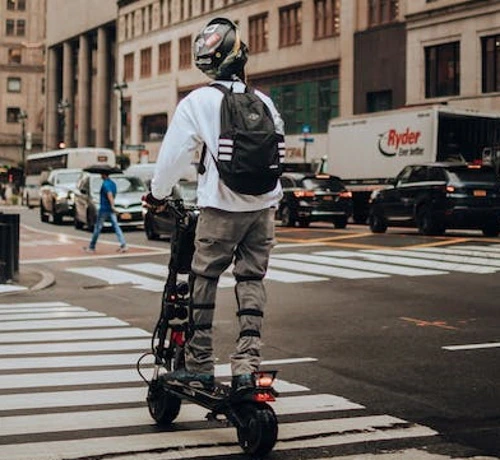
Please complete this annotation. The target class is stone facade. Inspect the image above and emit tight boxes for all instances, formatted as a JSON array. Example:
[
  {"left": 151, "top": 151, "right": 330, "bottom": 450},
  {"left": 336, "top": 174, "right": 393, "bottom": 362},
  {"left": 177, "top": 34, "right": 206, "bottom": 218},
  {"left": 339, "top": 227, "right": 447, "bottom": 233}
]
[{"left": 0, "top": 0, "right": 46, "bottom": 166}]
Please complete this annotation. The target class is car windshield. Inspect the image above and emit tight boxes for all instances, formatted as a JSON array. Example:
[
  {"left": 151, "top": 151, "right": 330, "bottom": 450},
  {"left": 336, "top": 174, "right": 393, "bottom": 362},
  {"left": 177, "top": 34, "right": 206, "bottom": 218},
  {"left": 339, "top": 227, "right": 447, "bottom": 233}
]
[
  {"left": 178, "top": 182, "right": 197, "bottom": 202},
  {"left": 447, "top": 167, "right": 498, "bottom": 183},
  {"left": 301, "top": 177, "right": 344, "bottom": 192},
  {"left": 90, "top": 176, "right": 147, "bottom": 194},
  {"left": 56, "top": 172, "right": 81, "bottom": 185}
]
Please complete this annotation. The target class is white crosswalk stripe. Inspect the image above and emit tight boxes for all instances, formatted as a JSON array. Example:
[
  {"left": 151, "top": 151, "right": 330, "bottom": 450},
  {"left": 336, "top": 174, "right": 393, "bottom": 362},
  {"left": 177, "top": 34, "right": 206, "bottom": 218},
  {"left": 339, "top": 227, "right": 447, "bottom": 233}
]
[
  {"left": 0, "top": 300, "right": 437, "bottom": 460},
  {"left": 66, "top": 244, "right": 500, "bottom": 289}
]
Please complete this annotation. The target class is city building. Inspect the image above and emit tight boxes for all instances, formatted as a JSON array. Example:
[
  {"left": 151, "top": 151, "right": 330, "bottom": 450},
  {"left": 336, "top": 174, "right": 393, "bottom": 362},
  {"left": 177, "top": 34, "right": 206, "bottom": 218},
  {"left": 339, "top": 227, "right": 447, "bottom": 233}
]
[
  {"left": 43, "top": 0, "right": 500, "bottom": 167},
  {"left": 0, "top": 0, "right": 46, "bottom": 167},
  {"left": 44, "top": 0, "right": 117, "bottom": 153}
]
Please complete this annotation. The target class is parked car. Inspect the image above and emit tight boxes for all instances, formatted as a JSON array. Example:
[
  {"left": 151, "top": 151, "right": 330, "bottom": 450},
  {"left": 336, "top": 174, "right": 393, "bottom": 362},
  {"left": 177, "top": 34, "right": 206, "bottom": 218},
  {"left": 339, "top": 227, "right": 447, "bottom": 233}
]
[
  {"left": 73, "top": 172, "right": 147, "bottom": 231},
  {"left": 39, "top": 168, "right": 82, "bottom": 224},
  {"left": 22, "top": 176, "right": 41, "bottom": 208},
  {"left": 143, "top": 179, "right": 198, "bottom": 240},
  {"left": 368, "top": 162, "right": 500, "bottom": 236},
  {"left": 276, "top": 173, "right": 353, "bottom": 228}
]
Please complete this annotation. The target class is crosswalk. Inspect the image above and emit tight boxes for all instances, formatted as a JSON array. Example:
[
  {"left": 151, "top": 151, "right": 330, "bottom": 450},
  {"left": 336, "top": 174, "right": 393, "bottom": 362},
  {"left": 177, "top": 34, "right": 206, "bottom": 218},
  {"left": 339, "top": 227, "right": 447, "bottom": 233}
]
[
  {"left": 0, "top": 300, "right": 437, "bottom": 460},
  {"left": 67, "top": 243, "right": 500, "bottom": 290}
]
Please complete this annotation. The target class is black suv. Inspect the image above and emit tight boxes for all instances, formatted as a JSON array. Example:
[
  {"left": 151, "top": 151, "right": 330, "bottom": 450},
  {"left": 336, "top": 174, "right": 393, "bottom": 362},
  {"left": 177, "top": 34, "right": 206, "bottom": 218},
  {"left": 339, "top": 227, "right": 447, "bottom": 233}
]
[
  {"left": 369, "top": 162, "right": 500, "bottom": 236},
  {"left": 276, "top": 173, "right": 353, "bottom": 228}
]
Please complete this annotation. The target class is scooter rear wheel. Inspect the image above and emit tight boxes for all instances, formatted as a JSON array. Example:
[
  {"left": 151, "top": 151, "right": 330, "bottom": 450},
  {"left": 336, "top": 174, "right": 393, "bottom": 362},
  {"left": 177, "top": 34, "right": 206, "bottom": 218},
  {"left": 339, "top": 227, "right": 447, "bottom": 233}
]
[
  {"left": 147, "top": 379, "right": 182, "bottom": 426},
  {"left": 236, "top": 402, "right": 278, "bottom": 457}
]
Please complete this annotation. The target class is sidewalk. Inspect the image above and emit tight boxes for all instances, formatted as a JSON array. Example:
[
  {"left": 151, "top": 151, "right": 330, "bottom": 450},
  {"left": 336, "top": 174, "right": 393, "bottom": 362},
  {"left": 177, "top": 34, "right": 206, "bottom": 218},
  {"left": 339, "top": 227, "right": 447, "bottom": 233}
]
[{"left": 0, "top": 266, "right": 54, "bottom": 295}]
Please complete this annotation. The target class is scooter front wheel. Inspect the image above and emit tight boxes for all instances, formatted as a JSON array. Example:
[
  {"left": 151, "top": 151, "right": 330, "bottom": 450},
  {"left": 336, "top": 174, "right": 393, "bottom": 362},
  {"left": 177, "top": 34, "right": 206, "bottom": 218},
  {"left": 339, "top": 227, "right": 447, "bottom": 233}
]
[
  {"left": 147, "top": 378, "right": 182, "bottom": 426},
  {"left": 236, "top": 402, "right": 278, "bottom": 457}
]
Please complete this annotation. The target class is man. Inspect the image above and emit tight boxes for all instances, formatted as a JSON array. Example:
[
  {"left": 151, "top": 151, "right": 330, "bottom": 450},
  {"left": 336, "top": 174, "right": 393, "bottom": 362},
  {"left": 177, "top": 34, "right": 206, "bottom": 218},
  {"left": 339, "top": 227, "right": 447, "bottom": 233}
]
[
  {"left": 145, "top": 17, "right": 284, "bottom": 392},
  {"left": 84, "top": 171, "right": 127, "bottom": 253}
]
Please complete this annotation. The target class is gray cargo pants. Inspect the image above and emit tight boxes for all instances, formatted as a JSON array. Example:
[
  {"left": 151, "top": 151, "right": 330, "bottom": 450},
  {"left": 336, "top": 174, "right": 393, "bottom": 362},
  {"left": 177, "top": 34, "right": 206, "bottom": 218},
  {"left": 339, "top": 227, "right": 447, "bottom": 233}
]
[{"left": 185, "top": 206, "right": 275, "bottom": 377}]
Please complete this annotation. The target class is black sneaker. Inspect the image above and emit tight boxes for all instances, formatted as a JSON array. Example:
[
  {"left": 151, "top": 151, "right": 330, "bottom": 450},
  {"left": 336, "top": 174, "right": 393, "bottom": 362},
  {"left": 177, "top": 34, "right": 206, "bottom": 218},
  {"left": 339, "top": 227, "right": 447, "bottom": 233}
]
[
  {"left": 231, "top": 373, "right": 255, "bottom": 393},
  {"left": 163, "top": 368, "right": 214, "bottom": 391}
]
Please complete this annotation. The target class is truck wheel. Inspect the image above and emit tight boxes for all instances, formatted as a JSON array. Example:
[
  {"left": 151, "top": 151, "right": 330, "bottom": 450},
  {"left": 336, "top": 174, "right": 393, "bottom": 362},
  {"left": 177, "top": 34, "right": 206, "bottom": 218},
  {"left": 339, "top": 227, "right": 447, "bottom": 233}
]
[
  {"left": 416, "top": 205, "right": 445, "bottom": 236},
  {"left": 369, "top": 210, "right": 387, "bottom": 233},
  {"left": 281, "top": 206, "right": 295, "bottom": 227},
  {"left": 333, "top": 216, "right": 348, "bottom": 229}
]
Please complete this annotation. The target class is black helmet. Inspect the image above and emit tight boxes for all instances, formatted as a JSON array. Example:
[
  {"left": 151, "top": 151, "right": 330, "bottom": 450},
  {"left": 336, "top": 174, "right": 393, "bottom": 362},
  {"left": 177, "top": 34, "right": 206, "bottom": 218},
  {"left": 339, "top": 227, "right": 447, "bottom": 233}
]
[{"left": 193, "top": 17, "right": 248, "bottom": 80}]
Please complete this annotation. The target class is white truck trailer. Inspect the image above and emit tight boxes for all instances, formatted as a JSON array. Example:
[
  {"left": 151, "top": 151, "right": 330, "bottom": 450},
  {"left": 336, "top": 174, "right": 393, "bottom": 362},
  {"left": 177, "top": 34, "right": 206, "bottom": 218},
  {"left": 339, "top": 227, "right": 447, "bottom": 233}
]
[{"left": 327, "top": 105, "right": 500, "bottom": 223}]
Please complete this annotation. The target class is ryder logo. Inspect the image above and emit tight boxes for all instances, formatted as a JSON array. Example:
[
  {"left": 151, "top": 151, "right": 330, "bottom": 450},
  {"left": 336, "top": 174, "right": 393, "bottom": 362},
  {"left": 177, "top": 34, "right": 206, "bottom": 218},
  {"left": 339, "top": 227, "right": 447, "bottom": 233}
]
[{"left": 378, "top": 128, "right": 423, "bottom": 158}]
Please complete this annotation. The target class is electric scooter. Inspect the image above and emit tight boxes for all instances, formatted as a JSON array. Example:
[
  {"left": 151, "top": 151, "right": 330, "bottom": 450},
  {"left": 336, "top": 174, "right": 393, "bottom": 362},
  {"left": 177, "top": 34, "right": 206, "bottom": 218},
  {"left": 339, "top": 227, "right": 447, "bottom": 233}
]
[{"left": 137, "top": 198, "right": 279, "bottom": 457}]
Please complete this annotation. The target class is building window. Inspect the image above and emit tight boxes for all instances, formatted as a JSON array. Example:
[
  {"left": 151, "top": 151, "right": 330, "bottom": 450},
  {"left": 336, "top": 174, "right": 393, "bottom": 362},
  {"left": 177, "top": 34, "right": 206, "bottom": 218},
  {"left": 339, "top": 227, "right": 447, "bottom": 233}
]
[
  {"left": 279, "top": 3, "right": 302, "bottom": 48},
  {"left": 7, "top": 0, "right": 25, "bottom": 10},
  {"left": 249, "top": 13, "right": 268, "bottom": 54},
  {"left": 7, "top": 77, "right": 21, "bottom": 92},
  {"left": 16, "top": 19, "right": 25, "bottom": 36},
  {"left": 270, "top": 77, "right": 339, "bottom": 134},
  {"left": 140, "top": 47, "right": 152, "bottom": 78},
  {"left": 141, "top": 113, "right": 168, "bottom": 142},
  {"left": 425, "top": 41, "right": 460, "bottom": 98},
  {"left": 123, "top": 52, "right": 134, "bottom": 81},
  {"left": 179, "top": 35, "right": 192, "bottom": 69},
  {"left": 368, "top": 0, "right": 399, "bottom": 27},
  {"left": 180, "top": 0, "right": 184, "bottom": 20},
  {"left": 482, "top": 34, "right": 500, "bottom": 93},
  {"left": 314, "top": 0, "right": 340, "bottom": 39},
  {"left": 8, "top": 48, "right": 21, "bottom": 64},
  {"left": 167, "top": 0, "right": 172, "bottom": 24},
  {"left": 188, "top": 0, "right": 192, "bottom": 18},
  {"left": 6, "top": 107, "right": 20, "bottom": 123},
  {"left": 201, "top": 0, "right": 205, "bottom": 13},
  {"left": 367, "top": 90, "right": 393, "bottom": 112},
  {"left": 159, "top": 41, "right": 171, "bottom": 73},
  {"left": 6, "top": 19, "right": 15, "bottom": 36}
]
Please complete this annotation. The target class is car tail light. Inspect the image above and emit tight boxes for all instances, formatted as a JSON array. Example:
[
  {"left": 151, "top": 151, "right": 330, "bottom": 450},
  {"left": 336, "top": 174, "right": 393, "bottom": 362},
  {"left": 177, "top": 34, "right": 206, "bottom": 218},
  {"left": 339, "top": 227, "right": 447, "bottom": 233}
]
[
  {"left": 446, "top": 185, "right": 455, "bottom": 193},
  {"left": 293, "top": 190, "right": 315, "bottom": 198},
  {"left": 339, "top": 190, "right": 352, "bottom": 198}
]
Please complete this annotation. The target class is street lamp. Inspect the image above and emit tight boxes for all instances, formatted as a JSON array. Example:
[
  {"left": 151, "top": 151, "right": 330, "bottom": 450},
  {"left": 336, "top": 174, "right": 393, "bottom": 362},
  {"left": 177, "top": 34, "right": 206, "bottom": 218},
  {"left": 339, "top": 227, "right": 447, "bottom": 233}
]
[
  {"left": 113, "top": 81, "right": 128, "bottom": 169},
  {"left": 17, "top": 109, "right": 28, "bottom": 175},
  {"left": 57, "top": 99, "right": 71, "bottom": 148}
]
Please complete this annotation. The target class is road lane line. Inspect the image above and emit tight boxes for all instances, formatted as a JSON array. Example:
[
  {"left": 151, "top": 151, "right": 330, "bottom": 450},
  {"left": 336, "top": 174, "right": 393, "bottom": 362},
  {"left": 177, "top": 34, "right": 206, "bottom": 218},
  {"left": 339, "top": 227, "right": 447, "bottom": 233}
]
[
  {"left": 277, "top": 253, "right": 446, "bottom": 276},
  {"left": 0, "top": 379, "right": 308, "bottom": 412},
  {"left": 0, "top": 395, "right": 364, "bottom": 436},
  {"left": 0, "top": 306, "right": 87, "bottom": 315},
  {"left": 0, "top": 317, "right": 128, "bottom": 332},
  {"left": 0, "top": 301, "right": 71, "bottom": 309},
  {"left": 0, "top": 327, "right": 150, "bottom": 344},
  {"left": 269, "top": 259, "right": 388, "bottom": 280},
  {"left": 0, "top": 338, "right": 151, "bottom": 355},
  {"left": 0, "top": 311, "right": 104, "bottom": 321},
  {"left": 66, "top": 267, "right": 165, "bottom": 292},
  {"left": 443, "top": 341, "right": 500, "bottom": 351},
  {"left": 317, "top": 250, "right": 496, "bottom": 274}
]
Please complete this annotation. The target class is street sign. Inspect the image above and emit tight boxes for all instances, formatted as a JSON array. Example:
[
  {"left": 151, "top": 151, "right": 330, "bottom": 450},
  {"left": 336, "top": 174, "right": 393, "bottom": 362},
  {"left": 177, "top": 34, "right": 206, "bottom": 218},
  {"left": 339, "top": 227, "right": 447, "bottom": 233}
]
[
  {"left": 299, "top": 138, "right": 315, "bottom": 143},
  {"left": 302, "top": 124, "right": 311, "bottom": 134},
  {"left": 124, "top": 144, "right": 146, "bottom": 150}
]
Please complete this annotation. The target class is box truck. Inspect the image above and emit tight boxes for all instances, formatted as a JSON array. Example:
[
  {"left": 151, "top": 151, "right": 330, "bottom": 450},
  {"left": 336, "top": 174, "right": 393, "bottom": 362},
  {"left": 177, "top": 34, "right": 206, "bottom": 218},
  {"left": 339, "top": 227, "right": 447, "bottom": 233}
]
[{"left": 327, "top": 105, "right": 500, "bottom": 223}]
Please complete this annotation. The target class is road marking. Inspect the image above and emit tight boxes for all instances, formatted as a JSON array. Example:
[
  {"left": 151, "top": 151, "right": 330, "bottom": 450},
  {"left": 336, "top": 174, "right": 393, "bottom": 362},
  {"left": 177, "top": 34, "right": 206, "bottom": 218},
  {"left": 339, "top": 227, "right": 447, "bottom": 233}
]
[
  {"left": 0, "top": 306, "right": 88, "bottom": 314},
  {"left": 0, "top": 317, "right": 128, "bottom": 332},
  {"left": 400, "top": 317, "right": 458, "bottom": 331},
  {"left": 0, "top": 338, "right": 151, "bottom": 355},
  {"left": 0, "top": 285, "right": 27, "bottom": 293},
  {"left": 67, "top": 267, "right": 165, "bottom": 291},
  {"left": 320, "top": 250, "right": 496, "bottom": 274},
  {"left": 0, "top": 327, "right": 150, "bottom": 344},
  {"left": 443, "top": 341, "right": 500, "bottom": 351},
  {"left": 0, "top": 301, "right": 71, "bottom": 309},
  {"left": 0, "top": 311, "right": 105, "bottom": 321},
  {"left": 274, "top": 253, "right": 446, "bottom": 276},
  {"left": 269, "top": 258, "right": 388, "bottom": 279}
]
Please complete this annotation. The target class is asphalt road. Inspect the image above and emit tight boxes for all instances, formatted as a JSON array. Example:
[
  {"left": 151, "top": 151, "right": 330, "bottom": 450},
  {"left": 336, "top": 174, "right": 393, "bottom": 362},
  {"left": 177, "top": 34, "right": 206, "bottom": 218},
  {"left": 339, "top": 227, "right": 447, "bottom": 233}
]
[{"left": 1, "top": 206, "right": 499, "bottom": 460}]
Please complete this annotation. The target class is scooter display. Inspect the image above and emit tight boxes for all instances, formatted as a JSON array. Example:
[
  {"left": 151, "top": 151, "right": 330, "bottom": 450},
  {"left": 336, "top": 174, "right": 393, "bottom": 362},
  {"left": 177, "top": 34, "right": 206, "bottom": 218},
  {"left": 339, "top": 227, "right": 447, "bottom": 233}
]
[{"left": 137, "top": 198, "right": 279, "bottom": 457}]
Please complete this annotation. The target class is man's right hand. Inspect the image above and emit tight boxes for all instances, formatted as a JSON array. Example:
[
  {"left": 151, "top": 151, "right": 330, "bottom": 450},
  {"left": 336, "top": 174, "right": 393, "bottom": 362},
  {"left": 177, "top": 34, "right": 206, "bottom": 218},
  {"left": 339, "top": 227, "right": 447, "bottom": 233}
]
[{"left": 142, "top": 192, "right": 167, "bottom": 213}]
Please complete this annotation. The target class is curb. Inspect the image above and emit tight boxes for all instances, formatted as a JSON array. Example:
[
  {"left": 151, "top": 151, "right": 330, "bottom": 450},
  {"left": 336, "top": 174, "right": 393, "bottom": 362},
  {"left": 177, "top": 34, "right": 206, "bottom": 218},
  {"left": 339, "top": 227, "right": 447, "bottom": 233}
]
[{"left": 26, "top": 267, "right": 56, "bottom": 291}]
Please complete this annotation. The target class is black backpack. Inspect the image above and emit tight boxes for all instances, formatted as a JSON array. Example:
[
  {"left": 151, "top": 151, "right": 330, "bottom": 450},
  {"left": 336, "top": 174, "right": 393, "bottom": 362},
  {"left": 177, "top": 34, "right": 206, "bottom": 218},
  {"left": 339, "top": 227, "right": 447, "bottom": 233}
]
[{"left": 198, "top": 83, "right": 285, "bottom": 195}]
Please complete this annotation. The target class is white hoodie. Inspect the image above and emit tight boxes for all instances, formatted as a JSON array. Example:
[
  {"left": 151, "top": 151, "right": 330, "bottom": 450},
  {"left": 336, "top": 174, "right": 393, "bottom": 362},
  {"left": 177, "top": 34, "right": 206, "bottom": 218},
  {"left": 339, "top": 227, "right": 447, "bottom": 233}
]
[{"left": 151, "top": 80, "right": 284, "bottom": 212}]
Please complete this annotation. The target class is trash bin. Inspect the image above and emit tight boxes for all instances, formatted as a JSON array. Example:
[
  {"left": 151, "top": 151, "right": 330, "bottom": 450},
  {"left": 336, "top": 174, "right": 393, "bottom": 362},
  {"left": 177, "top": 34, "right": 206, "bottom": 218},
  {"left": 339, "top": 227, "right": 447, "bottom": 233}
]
[{"left": 0, "top": 213, "right": 20, "bottom": 282}]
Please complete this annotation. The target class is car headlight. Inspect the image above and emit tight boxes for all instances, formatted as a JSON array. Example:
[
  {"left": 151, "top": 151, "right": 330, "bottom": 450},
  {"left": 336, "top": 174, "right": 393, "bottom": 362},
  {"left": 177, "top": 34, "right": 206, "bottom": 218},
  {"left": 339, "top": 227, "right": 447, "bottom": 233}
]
[{"left": 56, "top": 191, "right": 68, "bottom": 201}]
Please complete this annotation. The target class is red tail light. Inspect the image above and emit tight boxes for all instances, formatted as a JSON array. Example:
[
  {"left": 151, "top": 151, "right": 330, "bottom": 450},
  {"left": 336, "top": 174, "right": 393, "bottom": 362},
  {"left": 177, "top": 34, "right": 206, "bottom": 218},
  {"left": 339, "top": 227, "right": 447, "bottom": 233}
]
[
  {"left": 446, "top": 185, "right": 455, "bottom": 193},
  {"left": 339, "top": 190, "right": 352, "bottom": 198},
  {"left": 293, "top": 190, "right": 315, "bottom": 198},
  {"left": 253, "top": 392, "right": 276, "bottom": 402},
  {"left": 171, "top": 331, "right": 185, "bottom": 346}
]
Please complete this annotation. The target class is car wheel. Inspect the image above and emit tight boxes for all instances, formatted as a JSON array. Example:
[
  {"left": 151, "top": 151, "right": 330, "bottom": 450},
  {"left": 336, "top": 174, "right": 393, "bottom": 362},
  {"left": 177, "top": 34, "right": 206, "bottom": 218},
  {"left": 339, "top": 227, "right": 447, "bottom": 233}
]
[
  {"left": 74, "top": 212, "right": 84, "bottom": 230},
  {"left": 87, "top": 210, "right": 95, "bottom": 232},
  {"left": 416, "top": 205, "right": 445, "bottom": 236},
  {"left": 333, "top": 216, "right": 348, "bottom": 229},
  {"left": 368, "top": 209, "right": 387, "bottom": 233},
  {"left": 281, "top": 205, "right": 295, "bottom": 227},
  {"left": 298, "top": 218, "right": 310, "bottom": 228},
  {"left": 40, "top": 202, "right": 49, "bottom": 223},
  {"left": 52, "top": 200, "right": 63, "bottom": 225},
  {"left": 481, "top": 219, "right": 500, "bottom": 237},
  {"left": 145, "top": 214, "right": 160, "bottom": 240}
]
